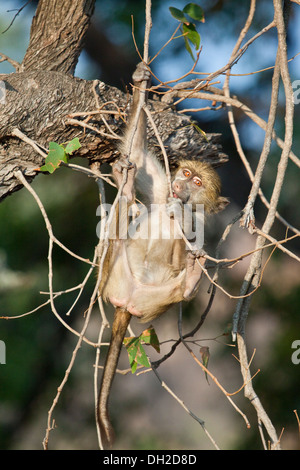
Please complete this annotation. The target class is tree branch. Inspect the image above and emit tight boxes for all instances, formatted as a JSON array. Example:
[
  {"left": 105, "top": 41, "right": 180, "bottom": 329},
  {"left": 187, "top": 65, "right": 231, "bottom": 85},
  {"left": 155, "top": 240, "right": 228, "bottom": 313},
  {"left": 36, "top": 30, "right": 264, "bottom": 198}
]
[
  {"left": 22, "top": 0, "right": 95, "bottom": 74},
  {"left": 0, "top": 70, "right": 227, "bottom": 202}
]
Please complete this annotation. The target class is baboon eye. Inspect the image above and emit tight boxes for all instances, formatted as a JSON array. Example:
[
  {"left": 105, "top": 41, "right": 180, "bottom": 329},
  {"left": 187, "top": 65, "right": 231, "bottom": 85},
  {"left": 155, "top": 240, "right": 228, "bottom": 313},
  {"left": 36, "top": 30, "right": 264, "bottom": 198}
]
[
  {"left": 193, "top": 177, "right": 202, "bottom": 187},
  {"left": 183, "top": 169, "right": 191, "bottom": 178}
]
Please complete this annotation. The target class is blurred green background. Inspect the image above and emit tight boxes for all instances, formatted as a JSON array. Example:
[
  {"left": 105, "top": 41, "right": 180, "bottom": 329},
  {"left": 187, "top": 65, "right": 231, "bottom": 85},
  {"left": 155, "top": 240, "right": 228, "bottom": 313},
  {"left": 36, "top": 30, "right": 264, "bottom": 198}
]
[{"left": 0, "top": 0, "right": 299, "bottom": 450}]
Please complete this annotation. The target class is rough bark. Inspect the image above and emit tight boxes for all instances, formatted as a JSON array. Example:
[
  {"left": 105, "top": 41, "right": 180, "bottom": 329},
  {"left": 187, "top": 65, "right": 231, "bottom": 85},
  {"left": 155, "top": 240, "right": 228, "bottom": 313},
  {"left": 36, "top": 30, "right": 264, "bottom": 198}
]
[
  {"left": 0, "top": 0, "right": 227, "bottom": 202},
  {"left": 22, "top": 0, "right": 95, "bottom": 74}
]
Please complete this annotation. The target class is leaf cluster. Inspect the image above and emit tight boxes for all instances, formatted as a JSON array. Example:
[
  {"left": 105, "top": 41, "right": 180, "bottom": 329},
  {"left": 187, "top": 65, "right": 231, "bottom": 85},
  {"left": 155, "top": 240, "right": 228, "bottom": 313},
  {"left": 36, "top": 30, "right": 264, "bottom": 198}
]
[
  {"left": 169, "top": 3, "right": 204, "bottom": 60},
  {"left": 39, "top": 138, "right": 81, "bottom": 173},
  {"left": 123, "top": 327, "right": 160, "bottom": 373}
]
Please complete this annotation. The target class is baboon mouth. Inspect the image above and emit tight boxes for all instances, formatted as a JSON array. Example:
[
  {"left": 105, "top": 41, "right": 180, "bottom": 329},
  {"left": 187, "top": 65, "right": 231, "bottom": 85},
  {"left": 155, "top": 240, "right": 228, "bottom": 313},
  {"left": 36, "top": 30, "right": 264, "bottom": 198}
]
[{"left": 173, "top": 192, "right": 189, "bottom": 203}]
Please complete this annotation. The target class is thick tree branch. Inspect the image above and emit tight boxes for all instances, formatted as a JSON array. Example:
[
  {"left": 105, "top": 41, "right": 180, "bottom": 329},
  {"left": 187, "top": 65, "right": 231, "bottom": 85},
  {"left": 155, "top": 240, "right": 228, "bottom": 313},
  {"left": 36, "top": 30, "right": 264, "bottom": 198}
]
[
  {"left": 22, "top": 0, "right": 95, "bottom": 74},
  {"left": 0, "top": 69, "right": 227, "bottom": 201},
  {"left": 0, "top": 0, "right": 227, "bottom": 201}
]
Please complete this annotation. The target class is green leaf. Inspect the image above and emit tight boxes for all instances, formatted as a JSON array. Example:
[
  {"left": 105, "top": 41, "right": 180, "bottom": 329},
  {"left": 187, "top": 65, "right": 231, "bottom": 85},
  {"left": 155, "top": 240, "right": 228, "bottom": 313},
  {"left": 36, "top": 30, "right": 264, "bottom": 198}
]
[
  {"left": 169, "top": 6, "right": 189, "bottom": 23},
  {"left": 130, "top": 360, "right": 138, "bottom": 374},
  {"left": 124, "top": 327, "right": 160, "bottom": 373},
  {"left": 135, "top": 343, "right": 151, "bottom": 368},
  {"left": 183, "top": 33, "right": 195, "bottom": 61},
  {"left": 191, "top": 123, "right": 208, "bottom": 141},
  {"left": 124, "top": 336, "right": 150, "bottom": 373},
  {"left": 183, "top": 23, "right": 201, "bottom": 50},
  {"left": 123, "top": 337, "right": 138, "bottom": 371},
  {"left": 39, "top": 138, "right": 81, "bottom": 173},
  {"left": 140, "top": 326, "right": 160, "bottom": 353},
  {"left": 39, "top": 142, "right": 68, "bottom": 173},
  {"left": 183, "top": 3, "right": 205, "bottom": 22},
  {"left": 200, "top": 346, "right": 210, "bottom": 385},
  {"left": 65, "top": 137, "right": 81, "bottom": 155}
]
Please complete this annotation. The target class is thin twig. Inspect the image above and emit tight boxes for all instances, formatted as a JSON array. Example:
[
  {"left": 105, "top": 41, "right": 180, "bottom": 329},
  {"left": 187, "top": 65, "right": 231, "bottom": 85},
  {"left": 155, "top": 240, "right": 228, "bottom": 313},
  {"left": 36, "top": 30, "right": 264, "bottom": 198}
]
[
  {"left": 13, "top": 170, "right": 100, "bottom": 346},
  {"left": 160, "top": 88, "right": 300, "bottom": 170},
  {"left": 177, "top": 305, "right": 250, "bottom": 429},
  {"left": 12, "top": 128, "right": 48, "bottom": 158},
  {"left": 150, "top": 364, "right": 220, "bottom": 449},
  {"left": 0, "top": 52, "right": 22, "bottom": 71},
  {"left": 2, "top": 0, "right": 33, "bottom": 34},
  {"left": 43, "top": 253, "right": 102, "bottom": 449},
  {"left": 65, "top": 117, "right": 121, "bottom": 140},
  {"left": 143, "top": 105, "right": 172, "bottom": 196}
]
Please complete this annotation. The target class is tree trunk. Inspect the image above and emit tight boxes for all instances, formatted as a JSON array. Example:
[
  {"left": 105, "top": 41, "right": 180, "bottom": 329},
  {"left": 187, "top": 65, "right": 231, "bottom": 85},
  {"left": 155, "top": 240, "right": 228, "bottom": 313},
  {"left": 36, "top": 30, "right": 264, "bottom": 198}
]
[{"left": 22, "top": 0, "right": 95, "bottom": 74}]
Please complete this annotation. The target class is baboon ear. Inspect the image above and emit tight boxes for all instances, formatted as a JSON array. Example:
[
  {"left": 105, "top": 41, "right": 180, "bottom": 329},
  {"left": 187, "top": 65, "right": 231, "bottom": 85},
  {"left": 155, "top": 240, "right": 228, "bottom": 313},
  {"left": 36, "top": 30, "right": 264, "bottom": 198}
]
[{"left": 216, "top": 196, "right": 230, "bottom": 213}]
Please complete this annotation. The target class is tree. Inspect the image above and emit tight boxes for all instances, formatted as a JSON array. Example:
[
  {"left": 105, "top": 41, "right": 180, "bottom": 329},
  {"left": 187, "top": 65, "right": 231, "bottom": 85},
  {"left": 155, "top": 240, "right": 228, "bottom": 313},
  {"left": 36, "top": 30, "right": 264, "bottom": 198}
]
[{"left": 0, "top": 0, "right": 299, "bottom": 451}]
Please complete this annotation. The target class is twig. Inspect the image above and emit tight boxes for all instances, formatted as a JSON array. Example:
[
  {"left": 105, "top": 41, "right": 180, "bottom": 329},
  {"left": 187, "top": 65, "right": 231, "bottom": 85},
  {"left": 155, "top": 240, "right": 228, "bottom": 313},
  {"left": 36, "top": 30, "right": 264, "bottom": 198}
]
[
  {"left": 161, "top": 88, "right": 300, "bottom": 170},
  {"left": 150, "top": 364, "right": 220, "bottom": 449},
  {"left": 240, "top": 53, "right": 280, "bottom": 229},
  {"left": 149, "top": 23, "right": 181, "bottom": 64},
  {"left": 65, "top": 117, "right": 121, "bottom": 140},
  {"left": 143, "top": 105, "right": 172, "bottom": 196},
  {"left": 221, "top": 0, "right": 294, "bottom": 234},
  {"left": 152, "top": 286, "right": 216, "bottom": 369},
  {"left": 61, "top": 162, "right": 117, "bottom": 188},
  {"left": 253, "top": 229, "right": 300, "bottom": 263},
  {"left": 293, "top": 410, "right": 300, "bottom": 441},
  {"left": 177, "top": 305, "right": 251, "bottom": 429},
  {"left": 2, "top": 0, "right": 33, "bottom": 34},
  {"left": 233, "top": 0, "right": 295, "bottom": 335},
  {"left": 233, "top": 0, "right": 294, "bottom": 449},
  {"left": 11, "top": 128, "right": 47, "bottom": 158},
  {"left": 43, "top": 251, "right": 102, "bottom": 449},
  {"left": 14, "top": 170, "right": 96, "bottom": 266},
  {"left": 0, "top": 52, "right": 22, "bottom": 71},
  {"left": 143, "top": 0, "right": 152, "bottom": 65},
  {"left": 237, "top": 333, "right": 280, "bottom": 449},
  {"left": 13, "top": 170, "right": 99, "bottom": 346}
]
